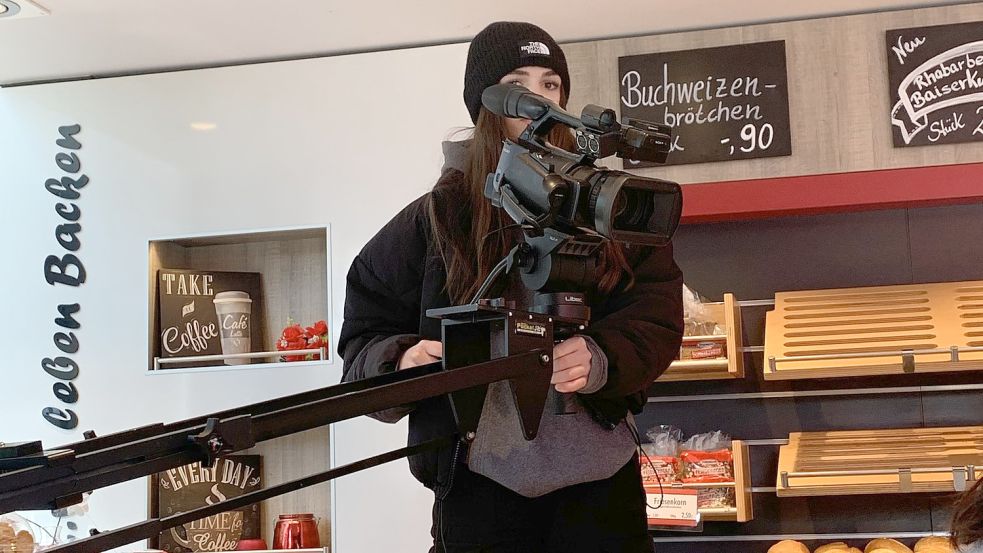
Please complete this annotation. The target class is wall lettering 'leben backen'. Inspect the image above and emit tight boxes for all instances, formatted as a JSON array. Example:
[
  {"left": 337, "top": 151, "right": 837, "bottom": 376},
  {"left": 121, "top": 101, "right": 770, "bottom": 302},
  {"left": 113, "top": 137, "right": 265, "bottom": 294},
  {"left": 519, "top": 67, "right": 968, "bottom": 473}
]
[{"left": 41, "top": 124, "right": 85, "bottom": 430}]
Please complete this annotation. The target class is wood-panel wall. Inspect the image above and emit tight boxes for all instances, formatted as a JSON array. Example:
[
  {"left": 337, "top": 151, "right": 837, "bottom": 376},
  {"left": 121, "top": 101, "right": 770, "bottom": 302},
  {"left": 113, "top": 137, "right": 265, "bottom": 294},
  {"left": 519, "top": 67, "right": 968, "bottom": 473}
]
[{"left": 563, "top": 2, "right": 983, "bottom": 185}]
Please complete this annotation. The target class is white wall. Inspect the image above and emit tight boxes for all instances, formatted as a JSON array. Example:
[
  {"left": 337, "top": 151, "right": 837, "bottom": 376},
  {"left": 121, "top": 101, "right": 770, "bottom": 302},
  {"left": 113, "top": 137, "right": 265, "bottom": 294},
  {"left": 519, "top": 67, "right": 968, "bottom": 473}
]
[{"left": 0, "top": 43, "right": 471, "bottom": 552}]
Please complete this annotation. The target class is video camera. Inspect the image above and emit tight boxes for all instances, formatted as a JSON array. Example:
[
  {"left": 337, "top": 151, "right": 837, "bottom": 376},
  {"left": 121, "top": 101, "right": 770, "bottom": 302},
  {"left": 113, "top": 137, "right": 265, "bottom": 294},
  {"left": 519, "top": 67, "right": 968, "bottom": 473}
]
[{"left": 477, "top": 83, "right": 682, "bottom": 296}]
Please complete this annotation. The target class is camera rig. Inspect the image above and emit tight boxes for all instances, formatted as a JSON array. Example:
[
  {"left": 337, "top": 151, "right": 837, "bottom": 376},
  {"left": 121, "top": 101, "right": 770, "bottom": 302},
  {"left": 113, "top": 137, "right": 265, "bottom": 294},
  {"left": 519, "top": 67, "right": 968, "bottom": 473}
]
[{"left": 0, "top": 89, "right": 681, "bottom": 553}]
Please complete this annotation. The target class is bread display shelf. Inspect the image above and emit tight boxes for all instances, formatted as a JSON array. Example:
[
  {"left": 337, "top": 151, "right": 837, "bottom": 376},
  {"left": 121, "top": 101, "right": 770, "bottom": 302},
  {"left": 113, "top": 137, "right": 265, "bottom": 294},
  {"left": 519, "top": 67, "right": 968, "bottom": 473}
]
[
  {"left": 764, "top": 280, "right": 983, "bottom": 380},
  {"left": 645, "top": 440, "right": 753, "bottom": 523},
  {"left": 776, "top": 426, "right": 983, "bottom": 497},
  {"left": 658, "top": 293, "right": 745, "bottom": 382},
  {"left": 700, "top": 507, "right": 740, "bottom": 522}
]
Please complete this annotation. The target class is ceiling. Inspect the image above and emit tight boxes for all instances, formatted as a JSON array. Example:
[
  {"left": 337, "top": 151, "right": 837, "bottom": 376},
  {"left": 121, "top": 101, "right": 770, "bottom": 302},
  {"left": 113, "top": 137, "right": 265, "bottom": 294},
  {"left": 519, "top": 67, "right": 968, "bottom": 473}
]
[{"left": 0, "top": 0, "right": 977, "bottom": 86}]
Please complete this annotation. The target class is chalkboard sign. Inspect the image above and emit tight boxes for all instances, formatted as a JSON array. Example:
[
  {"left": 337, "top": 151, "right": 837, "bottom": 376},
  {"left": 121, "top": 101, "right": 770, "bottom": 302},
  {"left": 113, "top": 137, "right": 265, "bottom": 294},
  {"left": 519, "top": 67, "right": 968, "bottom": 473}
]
[
  {"left": 155, "top": 269, "right": 263, "bottom": 369},
  {"left": 157, "top": 456, "right": 262, "bottom": 553},
  {"left": 887, "top": 21, "right": 983, "bottom": 147},
  {"left": 618, "top": 40, "right": 792, "bottom": 166}
]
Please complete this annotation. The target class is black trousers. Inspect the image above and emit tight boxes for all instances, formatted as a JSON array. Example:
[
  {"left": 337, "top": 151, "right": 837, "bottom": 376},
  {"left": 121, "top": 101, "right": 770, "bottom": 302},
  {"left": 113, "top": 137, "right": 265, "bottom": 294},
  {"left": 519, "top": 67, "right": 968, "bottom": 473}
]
[{"left": 430, "top": 453, "right": 654, "bottom": 553}]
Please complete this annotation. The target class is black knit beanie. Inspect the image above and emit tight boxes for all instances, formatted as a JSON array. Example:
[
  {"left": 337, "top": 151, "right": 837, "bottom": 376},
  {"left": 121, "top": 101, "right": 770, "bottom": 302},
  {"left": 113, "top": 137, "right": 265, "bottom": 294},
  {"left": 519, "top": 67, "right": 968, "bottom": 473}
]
[{"left": 463, "top": 21, "right": 570, "bottom": 124}]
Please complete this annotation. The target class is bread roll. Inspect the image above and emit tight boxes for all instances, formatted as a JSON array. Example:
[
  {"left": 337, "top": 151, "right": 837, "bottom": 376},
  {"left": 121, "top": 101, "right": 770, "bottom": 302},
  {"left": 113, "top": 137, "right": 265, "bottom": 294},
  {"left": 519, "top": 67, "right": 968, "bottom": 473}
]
[
  {"left": 816, "top": 543, "right": 850, "bottom": 553},
  {"left": 768, "top": 540, "right": 811, "bottom": 553},
  {"left": 915, "top": 547, "right": 953, "bottom": 553},
  {"left": 865, "top": 539, "right": 913, "bottom": 553},
  {"left": 0, "top": 523, "right": 15, "bottom": 541},
  {"left": 914, "top": 536, "right": 953, "bottom": 553},
  {"left": 14, "top": 530, "right": 34, "bottom": 553}
]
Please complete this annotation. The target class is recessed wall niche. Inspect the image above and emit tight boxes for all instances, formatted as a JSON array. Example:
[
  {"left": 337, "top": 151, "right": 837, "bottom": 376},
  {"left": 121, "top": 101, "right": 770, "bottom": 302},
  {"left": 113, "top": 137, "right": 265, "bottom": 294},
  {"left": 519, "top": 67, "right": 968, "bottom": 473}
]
[{"left": 147, "top": 226, "right": 331, "bottom": 373}]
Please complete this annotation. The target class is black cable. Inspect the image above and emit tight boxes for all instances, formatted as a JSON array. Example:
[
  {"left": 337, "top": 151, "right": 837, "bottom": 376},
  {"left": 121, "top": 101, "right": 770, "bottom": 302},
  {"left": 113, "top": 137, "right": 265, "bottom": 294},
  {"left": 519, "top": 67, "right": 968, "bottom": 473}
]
[
  {"left": 436, "top": 440, "right": 463, "bottom": 552},
  {"left": 480, "top": 223, "right": 523, "bottom": 246},
  {"left": 627, "top": 420, "right": 664, "bottom": 510},
  {"left": 468, "top": 224, "right": 527, "bottom": 305},
  {"left": 469, "top": 256, "right": 511, "bottom": 305}
]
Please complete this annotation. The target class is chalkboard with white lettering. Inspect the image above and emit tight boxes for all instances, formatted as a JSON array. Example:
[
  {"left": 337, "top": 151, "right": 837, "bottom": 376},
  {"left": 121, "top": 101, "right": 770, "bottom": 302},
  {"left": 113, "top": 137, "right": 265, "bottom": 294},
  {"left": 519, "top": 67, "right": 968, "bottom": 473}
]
[
  {"left": 618, "top": 40, "right": 791, "bottom": 166},
  {"left": 887, "top": 21, "right": 983, "bottom": 147},
  {"left": 155, "top": 269, "right": 263, "bottom": 369},
  {"left": 157, "top": 456, "right": 262, "bottom": 553}
]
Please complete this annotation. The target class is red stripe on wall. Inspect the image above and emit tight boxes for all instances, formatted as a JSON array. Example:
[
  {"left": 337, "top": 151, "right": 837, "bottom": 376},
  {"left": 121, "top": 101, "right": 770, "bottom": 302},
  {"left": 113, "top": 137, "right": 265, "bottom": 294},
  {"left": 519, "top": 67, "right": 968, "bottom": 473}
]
[{"left": 679, "top": 162, "right": 983, "bottom": 224}]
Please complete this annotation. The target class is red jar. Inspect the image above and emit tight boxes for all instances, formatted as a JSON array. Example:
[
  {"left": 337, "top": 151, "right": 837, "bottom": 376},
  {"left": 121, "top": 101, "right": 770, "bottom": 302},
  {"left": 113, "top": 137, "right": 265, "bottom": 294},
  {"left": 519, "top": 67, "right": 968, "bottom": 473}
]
[{"left": 272, "top": 514, "right": 320, "bottom": 549}]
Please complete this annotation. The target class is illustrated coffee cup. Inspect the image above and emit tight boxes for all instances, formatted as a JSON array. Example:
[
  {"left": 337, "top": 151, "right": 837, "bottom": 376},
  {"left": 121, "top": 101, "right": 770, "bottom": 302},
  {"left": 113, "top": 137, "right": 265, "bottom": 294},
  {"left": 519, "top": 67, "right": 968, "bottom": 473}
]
[{"left": 213, "top": 291, "right": 252, "bottom": 365}]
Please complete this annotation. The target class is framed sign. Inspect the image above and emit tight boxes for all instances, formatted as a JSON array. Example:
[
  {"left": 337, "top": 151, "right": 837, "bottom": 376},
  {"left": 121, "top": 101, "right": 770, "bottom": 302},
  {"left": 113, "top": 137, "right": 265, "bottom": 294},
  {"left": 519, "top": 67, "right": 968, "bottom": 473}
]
[
  {"left": 155, "top": 269, "right": 263, "bottom": 370},
  {"left": 156, "top": 456, "right": 262, "bottom": 553},
  {"left": 619, "top": 40, "right": 792, "bottom": 166},
  {"left": 887, "top": 21, "right": 983, "bottom": 147}
]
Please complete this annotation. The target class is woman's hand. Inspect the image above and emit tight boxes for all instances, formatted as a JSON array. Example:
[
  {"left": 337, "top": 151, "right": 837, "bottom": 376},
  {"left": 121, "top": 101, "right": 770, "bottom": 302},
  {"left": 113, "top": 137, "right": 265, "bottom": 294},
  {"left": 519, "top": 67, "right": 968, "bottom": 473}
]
[
  {"left": 552, "top": 336, "right": 592, "bottom": 393},
  {"left": 398, "top": 340, "right": 443, "bottom": 370}
]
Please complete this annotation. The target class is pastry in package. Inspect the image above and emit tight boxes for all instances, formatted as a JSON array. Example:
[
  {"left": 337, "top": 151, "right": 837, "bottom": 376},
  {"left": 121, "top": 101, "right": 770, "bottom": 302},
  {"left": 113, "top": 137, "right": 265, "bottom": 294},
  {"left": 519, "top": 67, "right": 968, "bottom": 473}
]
[
  {"left": 697, "top": 487, "right": 736, "bottom": 509},
  {"left": 640, "top": 425, "right": 683, "bottom": 484},
  {"left": 640, "top": 455, "right": 679, "bottom": 485},
  {"left": 680, "top": 448, "right": 734, "bottom": 483},
  {"left": 679, "top": 339, "right": 727, "bottom": 360}
]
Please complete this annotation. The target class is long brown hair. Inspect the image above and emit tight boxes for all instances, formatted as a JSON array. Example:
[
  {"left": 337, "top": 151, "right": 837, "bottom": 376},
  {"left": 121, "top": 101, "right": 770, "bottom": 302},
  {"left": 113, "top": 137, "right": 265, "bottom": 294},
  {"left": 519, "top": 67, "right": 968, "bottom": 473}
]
[
  {"left": 951, "top": 478, "right": 983, "bottom": 547},
  {"left": 428, "top": 94, "right": 635, "bottom": 305}
]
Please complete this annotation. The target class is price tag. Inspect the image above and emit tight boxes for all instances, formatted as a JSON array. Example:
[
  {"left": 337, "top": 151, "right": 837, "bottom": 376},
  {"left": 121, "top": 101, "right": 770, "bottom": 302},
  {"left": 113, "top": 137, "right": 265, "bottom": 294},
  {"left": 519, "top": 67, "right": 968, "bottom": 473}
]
[{"left": 644, "top": 487, "right": 700, "bottom": 527}]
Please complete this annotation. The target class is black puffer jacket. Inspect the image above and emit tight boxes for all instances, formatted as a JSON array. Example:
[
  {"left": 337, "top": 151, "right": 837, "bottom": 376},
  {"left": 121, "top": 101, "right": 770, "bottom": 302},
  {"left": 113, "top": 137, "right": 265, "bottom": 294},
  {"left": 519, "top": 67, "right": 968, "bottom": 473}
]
[{"left": 338, "top": 164, "right": 683, "bottom": 493}]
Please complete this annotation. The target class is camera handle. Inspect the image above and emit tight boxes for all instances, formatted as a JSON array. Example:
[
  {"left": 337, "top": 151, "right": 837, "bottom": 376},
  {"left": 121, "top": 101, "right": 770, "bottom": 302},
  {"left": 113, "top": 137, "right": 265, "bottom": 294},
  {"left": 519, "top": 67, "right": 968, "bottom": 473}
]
[{"left": 467, "top": 230, "right": 600, "bottom": 416}]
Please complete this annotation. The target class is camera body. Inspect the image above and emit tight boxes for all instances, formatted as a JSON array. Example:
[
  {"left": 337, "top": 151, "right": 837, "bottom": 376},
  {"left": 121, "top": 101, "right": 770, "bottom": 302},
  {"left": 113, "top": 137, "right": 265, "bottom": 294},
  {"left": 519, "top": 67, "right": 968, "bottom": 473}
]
[{"left": 482, "top": 84, "right": 682, "bottom": 250}]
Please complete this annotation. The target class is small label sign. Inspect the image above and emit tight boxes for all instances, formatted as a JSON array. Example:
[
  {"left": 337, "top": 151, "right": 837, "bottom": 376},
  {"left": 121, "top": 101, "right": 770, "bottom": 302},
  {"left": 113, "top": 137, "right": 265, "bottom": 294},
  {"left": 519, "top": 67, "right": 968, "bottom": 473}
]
[
  {"left": 644, "top": 487, "right": 700, "bottom": 527},
  {"left": 515, "top": 321, "right": 547, "bottom": 337}
]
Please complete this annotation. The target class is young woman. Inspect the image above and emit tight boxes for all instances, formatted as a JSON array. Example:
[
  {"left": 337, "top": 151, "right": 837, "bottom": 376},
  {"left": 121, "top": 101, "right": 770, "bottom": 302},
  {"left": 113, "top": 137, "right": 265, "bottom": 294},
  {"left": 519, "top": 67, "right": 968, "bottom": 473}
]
[
  {"left": 952, "top": 479, "right": 983, "bottom": 552},
  {"left": 339, "top": 21, "right": 683, "bottom": 552}
]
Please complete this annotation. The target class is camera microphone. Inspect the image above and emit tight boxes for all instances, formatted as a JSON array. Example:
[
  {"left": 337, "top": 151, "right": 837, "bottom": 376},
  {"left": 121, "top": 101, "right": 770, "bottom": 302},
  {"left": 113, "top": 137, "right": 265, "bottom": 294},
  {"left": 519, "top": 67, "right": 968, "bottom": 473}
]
[{"left": 481, "top": 84, "right": 555, "bottom": 120}]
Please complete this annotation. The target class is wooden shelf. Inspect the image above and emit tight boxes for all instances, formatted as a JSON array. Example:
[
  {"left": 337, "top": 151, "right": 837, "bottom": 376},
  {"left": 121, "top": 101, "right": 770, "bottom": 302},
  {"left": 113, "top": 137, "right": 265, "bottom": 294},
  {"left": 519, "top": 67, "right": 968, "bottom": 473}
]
[
  {"left": 658, "top": 293, "right": 745, "bottom": 382},
  {"left": 776, "top": 426, "right": 983, "bottom": 497},
  {"left": 644, "top": 440, "right": 753, "bottom": 523},
  {"left": 664, "top": 481, "right": 737, "bottom": 489},
  {"left": 764, "top": 280, "right": 983, "bottom": 380},
  {"left": 700, "top": 507, "right": 740, "bottom": 522},
  {"left": 733, "top": 439, "right": 753, "bottom": 523}
]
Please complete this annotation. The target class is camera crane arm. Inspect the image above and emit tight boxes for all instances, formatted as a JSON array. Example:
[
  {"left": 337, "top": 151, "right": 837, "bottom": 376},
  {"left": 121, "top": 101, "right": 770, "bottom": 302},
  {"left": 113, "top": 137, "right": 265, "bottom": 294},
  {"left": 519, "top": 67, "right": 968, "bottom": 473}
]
[{"left": 0, "top": 329, "right": 555, "bottom": 553}]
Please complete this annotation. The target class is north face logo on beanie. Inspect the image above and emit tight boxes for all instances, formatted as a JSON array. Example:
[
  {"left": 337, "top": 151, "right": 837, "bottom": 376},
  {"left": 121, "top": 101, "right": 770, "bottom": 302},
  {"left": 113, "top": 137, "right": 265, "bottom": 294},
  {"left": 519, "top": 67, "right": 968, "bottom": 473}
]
[{"left": 520, "top": 41, "right": 551, "bottom": 56}]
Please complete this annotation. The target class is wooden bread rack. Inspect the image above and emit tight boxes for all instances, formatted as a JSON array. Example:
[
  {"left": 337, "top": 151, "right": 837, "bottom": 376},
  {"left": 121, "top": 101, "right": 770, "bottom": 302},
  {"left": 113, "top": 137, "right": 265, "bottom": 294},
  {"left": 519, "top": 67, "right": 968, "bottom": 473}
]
[
  {"left": 777, "top": 426, "right": 983, "bottom": 497},
  {"left": 645, "top": 440, "right": 754, "bottom": 523},
  {"left": 764, "top": 280, "right": 983, "bottom": 380},
  {"left": 658, "top": 293, "right": 745, "bottom": 382}
]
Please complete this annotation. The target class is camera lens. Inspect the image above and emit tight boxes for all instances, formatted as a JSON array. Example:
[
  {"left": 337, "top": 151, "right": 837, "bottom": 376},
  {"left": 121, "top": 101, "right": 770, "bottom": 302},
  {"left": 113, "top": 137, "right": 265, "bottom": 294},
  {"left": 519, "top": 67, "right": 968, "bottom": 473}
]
[
  {"left": 613, "top": 187, "right": 655, "bottom": 231},
  {"left": 587, "top": 172, "right": 681, "bottom": 246},
  {"left": 611, "top": 192, "right": 627, "bottom": 218}
]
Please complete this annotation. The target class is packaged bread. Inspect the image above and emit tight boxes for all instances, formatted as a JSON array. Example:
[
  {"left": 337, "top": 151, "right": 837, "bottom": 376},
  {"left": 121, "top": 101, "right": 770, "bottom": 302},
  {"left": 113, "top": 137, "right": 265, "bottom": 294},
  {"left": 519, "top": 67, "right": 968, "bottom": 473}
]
[
  {"left": 865, "top": 539, "right": 913, "bottom": 553},
  {"left": 696, "top": 487, "right": 735, "bottom": 509},
  {"left": 768, "top": 540, "right": 810, "bottom": 553},
  {"left": 0, "top": 518, "right": 35, "bottom": 553},
  {"left": 680, "top": 431, "right": 734, "bottom": 483},
  {"left": 639, "top": 454, "right": 679, "bottom": 485},
  {"left": 680, "top": 339, "right": 726, "bottom": 360},
  {"left": 640, "top": 425, "right": 682, "bottom": 485}
]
